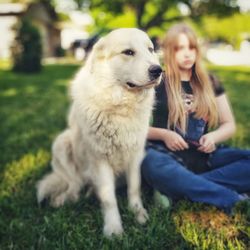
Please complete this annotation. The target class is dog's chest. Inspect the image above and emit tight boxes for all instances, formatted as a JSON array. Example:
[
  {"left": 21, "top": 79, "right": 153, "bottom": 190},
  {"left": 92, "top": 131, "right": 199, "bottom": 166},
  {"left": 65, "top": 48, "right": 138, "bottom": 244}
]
[
  {"left": 94, "top": 115, "right": 140, "bottom": 147},
  {"left": 84, "top": 109, "right": 146, "bottom": 153}
]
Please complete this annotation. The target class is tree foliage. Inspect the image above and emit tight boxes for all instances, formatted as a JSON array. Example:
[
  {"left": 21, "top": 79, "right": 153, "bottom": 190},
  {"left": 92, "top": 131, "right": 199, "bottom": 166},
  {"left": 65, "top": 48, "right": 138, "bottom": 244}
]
[
  {"left": 72, "top": 0, "right": 240, "bottom": 31},
  {"left": 11, "top": 18, "right": 42, "bottom": 73},
  {"left": 202, "top": 13, "right": 250, "bottom": 49}
]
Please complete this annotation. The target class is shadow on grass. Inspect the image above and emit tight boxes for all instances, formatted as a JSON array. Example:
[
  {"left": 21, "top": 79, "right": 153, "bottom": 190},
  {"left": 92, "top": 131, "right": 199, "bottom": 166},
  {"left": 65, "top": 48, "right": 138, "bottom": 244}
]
[
  {"left": 0, "top": 63, "right": 189, "bottom": 249},
  {"left": 0, "top": 64, "right": 249, "bottom": 249},
  {"left": 0, "top": 149, "right": 189, "bottom": 249},
  {"left": 0, "top": 64, "right": 80, "bottom": 169}
]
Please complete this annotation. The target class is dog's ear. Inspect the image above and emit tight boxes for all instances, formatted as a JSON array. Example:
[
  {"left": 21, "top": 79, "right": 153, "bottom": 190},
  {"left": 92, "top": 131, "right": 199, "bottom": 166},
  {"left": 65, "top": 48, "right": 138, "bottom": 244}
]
[
  {"left": 92, "top": 37, "right": 107, "bottom": 60},
  {"left": 85, "top": 37, "right": 107, "bottom": 73}
]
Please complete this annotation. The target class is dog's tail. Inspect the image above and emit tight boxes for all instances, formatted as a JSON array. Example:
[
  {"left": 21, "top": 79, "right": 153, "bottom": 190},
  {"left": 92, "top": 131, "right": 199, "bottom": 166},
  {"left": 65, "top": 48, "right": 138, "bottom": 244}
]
[
  {"left": 36, "top": 171, "right": 68, "bottom": 205},
  {"left": 37, "top": 129, "right": 84, "bottom": 207}
]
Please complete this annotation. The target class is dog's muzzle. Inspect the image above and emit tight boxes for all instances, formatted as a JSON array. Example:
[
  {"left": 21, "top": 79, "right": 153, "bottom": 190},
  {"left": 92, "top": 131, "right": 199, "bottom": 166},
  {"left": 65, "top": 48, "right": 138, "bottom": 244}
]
[
  {"left": 148, "top": 65, "right": 162, "bottom": 81},
  {"left": 126, "top": 64, "right": 162, "bottom": 91}
]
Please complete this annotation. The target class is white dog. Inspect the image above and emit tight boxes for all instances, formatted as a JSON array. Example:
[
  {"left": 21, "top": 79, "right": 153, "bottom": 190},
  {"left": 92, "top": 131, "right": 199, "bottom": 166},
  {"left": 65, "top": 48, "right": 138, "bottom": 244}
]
[{"left": 37, "top": 28, "right": 162, "bottom": 237}]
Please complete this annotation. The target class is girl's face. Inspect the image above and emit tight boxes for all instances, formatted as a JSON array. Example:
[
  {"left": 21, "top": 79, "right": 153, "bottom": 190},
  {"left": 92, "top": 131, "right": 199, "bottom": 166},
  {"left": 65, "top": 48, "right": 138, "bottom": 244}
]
[{"left": 175, "top": 33, "right": 196, "bottom": 71}]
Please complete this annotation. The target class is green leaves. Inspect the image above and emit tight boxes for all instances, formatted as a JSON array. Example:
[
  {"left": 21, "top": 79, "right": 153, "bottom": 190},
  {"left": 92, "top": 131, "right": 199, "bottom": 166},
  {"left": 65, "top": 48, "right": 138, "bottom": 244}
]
[{"left": 11, "top": 19, "right": 42, "bottom": 73}]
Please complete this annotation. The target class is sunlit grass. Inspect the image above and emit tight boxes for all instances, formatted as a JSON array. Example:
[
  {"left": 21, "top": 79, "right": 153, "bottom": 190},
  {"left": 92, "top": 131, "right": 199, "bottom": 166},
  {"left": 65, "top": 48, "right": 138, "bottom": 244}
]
[
  {"left": 0, "top": 59, "right": 11, "bottom": 70},
  {"left": 0, "top": 62, "right": 249, "bottom": 249},
  {"left": 0, "top": 150, "right": 50, "bottom": 198},
  {"left": 173, "top": 202, "right": 249, "bottom": 250}
]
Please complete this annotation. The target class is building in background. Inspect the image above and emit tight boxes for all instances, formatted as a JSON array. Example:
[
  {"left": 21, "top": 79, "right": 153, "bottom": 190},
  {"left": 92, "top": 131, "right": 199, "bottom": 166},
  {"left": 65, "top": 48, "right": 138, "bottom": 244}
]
[{"left": 0, "top": 2, "right": 61, "bottom": 58}]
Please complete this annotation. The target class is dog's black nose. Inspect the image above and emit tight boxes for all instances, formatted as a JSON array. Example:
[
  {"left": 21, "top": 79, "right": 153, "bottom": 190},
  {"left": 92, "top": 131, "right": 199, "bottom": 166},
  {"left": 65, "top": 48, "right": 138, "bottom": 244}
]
[{"left": 148, "top": 65, "right": 162, "bottom": 80}]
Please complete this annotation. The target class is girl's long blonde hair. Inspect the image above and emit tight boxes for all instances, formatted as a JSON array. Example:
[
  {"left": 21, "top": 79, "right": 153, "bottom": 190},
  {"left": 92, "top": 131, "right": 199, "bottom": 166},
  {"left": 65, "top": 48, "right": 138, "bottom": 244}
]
[{"left": 162, "top": 23, "right": 218, "bottom": 133}]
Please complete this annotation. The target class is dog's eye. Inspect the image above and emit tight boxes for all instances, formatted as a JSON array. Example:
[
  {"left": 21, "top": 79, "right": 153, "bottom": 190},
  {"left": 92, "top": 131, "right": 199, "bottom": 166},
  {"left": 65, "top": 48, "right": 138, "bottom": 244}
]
[
  {"left": 122, "top": 49, "right": 135, "bottom": 56},
  {"left": 148, "top": 47, "right": 154, "bottom": 53}
]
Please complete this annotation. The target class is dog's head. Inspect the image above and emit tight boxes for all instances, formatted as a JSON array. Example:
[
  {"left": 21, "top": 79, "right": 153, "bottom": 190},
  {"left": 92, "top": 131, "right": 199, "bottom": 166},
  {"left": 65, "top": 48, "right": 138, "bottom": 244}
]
[{"left": 87, "top": 28, "right": 162, "bottom": 90}]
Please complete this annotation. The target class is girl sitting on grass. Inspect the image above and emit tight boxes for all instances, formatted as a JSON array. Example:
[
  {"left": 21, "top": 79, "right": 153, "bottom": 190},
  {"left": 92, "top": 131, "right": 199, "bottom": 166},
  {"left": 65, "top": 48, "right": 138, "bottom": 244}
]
[{"left": 142, "top": 23, "right": 250, "bottom": 213}]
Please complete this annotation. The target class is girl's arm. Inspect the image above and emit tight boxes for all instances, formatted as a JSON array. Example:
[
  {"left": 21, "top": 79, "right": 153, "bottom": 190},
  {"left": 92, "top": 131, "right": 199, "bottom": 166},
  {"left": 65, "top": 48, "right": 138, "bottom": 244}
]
[
  {"left": 210, "top": 93, "right": 236, "bottom": 143},
  {"left": 148, "top": 127, "right": 168, "bottom": 141},
  {"left": 148, "top": 127, "right": 189, "bottom": 151},
  {"left": 198, "top": 93, "right": 236, "bottom": 153}
]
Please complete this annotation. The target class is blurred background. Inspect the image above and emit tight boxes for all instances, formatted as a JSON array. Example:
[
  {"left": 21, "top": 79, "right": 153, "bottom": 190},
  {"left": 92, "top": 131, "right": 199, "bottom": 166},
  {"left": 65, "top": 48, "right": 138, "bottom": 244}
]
[
  {"left": 1, "top": 2, "right": 250, "bottom": 249},
  {"left": 0, "top": 0, "right": 250, "bottom": 68}
]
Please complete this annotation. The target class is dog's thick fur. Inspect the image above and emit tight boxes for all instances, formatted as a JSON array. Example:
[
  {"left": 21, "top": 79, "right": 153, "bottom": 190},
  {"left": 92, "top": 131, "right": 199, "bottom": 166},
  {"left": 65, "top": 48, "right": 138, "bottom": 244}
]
[{"left": 37, "top": 28, "right": 162, "bottom": 236}]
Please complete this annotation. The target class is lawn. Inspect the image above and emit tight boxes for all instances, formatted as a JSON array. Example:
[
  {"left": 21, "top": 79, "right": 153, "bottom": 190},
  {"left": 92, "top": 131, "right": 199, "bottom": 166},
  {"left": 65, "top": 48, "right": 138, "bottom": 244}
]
[{"left": 0, "top": 61, "right": 249, "bottom": 249}]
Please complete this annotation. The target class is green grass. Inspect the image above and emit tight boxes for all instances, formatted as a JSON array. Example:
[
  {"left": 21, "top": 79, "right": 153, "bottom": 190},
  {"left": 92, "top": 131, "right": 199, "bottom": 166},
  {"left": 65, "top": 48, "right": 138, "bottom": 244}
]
[{"left": 0, "top": 62, "right": 249, "bottom": 249}]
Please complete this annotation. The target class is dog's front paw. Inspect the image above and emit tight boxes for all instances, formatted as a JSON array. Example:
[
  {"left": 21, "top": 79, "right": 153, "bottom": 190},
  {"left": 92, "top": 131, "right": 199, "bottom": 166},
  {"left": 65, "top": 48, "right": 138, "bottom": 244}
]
[
  {"left": 136, "top": 207, "right": 149, "bottom": 224},
  {"left": 50, "top": 193, "right": 67, "bottom": 207},
  {"left": 129, "top": 201, "right": 149, "bottom": 224},
  {"left": 103, "top": 221, "right": 124, "bottom": 237}
]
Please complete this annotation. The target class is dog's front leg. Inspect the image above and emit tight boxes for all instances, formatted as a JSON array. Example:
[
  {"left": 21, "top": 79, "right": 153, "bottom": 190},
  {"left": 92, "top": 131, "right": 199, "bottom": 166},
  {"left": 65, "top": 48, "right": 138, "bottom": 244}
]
[
  {"left": 126, "top": 152, "right": 149, "bottom": 224},
  {"left": 94, "top": 161, "right": 123, "bottom": 237}
]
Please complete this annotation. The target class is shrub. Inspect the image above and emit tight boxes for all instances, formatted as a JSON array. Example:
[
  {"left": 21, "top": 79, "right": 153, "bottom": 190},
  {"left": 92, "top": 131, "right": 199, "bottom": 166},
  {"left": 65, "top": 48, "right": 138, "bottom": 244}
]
[{"left": 11, "top": 18, "right": 42, "bottom": 73}]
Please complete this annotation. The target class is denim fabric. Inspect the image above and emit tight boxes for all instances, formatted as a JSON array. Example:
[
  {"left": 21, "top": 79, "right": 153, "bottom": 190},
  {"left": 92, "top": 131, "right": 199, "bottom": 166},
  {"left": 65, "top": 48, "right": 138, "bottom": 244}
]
[
  {"left": 185, "top": 113, "right": 207, "bottom": 142},
  {"left": 175, "top": 113, "right": 207, "bottom": 146},
  {"left": 141, "top": 145, "right": 250, "bottom": 212}
]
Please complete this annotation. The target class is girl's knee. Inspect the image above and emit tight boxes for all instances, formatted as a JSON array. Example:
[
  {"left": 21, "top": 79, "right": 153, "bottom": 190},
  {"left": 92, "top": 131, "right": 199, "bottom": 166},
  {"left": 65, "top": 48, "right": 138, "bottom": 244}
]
[
  {"left": 142, "top": 159, "right": 183, "bottom": 185},
  {"left": 141, "top": 149, "right": 176, "bottom": 182}
]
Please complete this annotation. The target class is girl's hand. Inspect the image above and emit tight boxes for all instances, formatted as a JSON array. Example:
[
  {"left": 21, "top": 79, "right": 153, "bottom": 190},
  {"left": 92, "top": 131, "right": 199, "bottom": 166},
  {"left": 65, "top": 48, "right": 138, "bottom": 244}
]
[
  {"left": 198, "top": 133, "right": 216, "bottom": 153},
  {"left": 163, "top": 130, "right": 189, "bottom": 151}
]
